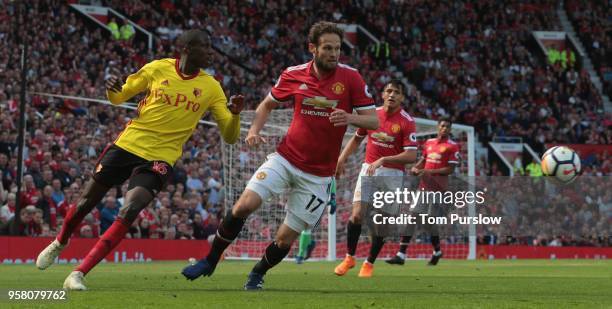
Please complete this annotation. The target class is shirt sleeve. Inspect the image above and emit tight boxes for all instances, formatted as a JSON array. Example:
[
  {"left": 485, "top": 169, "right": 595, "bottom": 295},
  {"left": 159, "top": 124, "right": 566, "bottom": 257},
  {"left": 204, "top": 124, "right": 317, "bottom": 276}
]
[
  {"left": 421, "top": 141, "right": 429, "bottom": 158},
  {"left": 355, "top": 127, "right": 368, "bottom": 137},
  {"left": 269, "top": 69, "right": 294, "bottom": 103},
  {"left": 106, "top": 62, "right": 153, "bottom": 105},
  {"left": 349, "top": 71, "right": 375, "bottom": 111},
  {"left": 447, "top": 144, "right": 461, "bottom": 165},
  {"left": 403, "top": 120, "right": 418, "bottom": 150},
  {"left": 208, "top": 83, "right": 240, "bottom": 144}
]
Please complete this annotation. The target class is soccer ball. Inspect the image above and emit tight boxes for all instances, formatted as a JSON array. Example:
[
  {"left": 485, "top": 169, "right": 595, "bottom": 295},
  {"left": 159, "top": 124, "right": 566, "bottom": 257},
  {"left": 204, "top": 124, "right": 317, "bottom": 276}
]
[{"left": 541, "top": 146, "right": 581, "bottom": 183}]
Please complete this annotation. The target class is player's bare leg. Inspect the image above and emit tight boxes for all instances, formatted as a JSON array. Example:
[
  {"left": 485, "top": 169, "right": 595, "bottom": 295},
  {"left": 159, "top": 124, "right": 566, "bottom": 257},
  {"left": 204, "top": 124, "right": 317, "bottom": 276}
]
[
  {"left": 37, "top": 179, "right": 110, "bottom": 270},
  {"left": 334, "top": 201, "right": 363, "bottom": 276},
  {"left": 182, "top": 189, "right": 262, "bottom": 280},
  {"left": 245, "top": 223, "right": 300, "bottom": 290},
  {"left": 64, "top": 186, "right": 154, "bottom": 290}
]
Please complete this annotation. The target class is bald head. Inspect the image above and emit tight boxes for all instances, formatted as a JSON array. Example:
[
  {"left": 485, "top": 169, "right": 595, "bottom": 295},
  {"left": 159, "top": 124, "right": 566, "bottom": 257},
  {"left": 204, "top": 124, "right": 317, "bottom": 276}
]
[{"left": 176, "top": 29, "right": 213, "bottom": 71}]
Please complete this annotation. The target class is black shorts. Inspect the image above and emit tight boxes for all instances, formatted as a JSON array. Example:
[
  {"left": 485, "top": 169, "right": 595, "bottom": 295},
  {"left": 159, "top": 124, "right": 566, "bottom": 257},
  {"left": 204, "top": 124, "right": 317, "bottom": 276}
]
[{"left": 93, "top": 144, "right": 173, "bottom": 195}]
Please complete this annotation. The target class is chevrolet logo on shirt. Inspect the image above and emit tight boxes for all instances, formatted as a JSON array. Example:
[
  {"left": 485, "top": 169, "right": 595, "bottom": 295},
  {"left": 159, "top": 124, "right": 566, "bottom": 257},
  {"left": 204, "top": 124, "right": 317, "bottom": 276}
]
[
  {"left": 302, "top": 96, "right": 338, "bottom": 109},
  {"left": 371, "top": 132, "right": 395, "bottom": 142},
  {"left": 427, "top": 153, "right": 442, "bottom": 160}
]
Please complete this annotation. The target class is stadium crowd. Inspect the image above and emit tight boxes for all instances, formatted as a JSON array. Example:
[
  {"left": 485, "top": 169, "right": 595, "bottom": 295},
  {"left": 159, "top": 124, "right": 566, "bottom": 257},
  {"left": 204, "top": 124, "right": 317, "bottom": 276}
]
[
  {"left": 565, "top": 0, "right": 612, "bottom": 100},
  {"left": 0, "top": 0, "right": 609, "bottom": 247}
]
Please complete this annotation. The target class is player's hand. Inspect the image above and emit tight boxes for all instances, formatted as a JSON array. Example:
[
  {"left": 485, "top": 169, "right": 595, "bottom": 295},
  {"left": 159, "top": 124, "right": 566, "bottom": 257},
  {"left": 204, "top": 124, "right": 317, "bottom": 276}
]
[
  {"left": 411, "top": 166, "right": 422, "bottom": 176},
  {"left": 228, "top": 94, "right": 245, "bottom": 115},
  {"left": 329, "top": 108, "right": 353, "bottom": 127},
  {"left": 335, "top": 160, "right": 346, "bottom": 177},
  {"left": 366, "top": 158, "right": 384, "bottom": 176},
  {"left": 245, "top": 132, "right": 267, "bottom": 148},
  {"left": 105, "top": 68, "right": 123, "bottom": 93}
]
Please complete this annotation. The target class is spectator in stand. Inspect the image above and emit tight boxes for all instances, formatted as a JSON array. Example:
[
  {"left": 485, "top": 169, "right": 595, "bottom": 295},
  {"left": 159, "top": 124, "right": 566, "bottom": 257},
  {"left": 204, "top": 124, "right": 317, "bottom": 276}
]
[
  {"left": 107, "top": 17, "right": 121, "bottom": 40},
  {"left": 100, "top": 196, "right": 119, "bottom": 234},
  {"left": 186, "top": 169, "right": 204, "bottom": 192},
  {"left": 0, "top": 206, "right": 41, "bottom": 236},
  {"left": 206, "top": 170, "right": 222, "bottom": 205},
  {"left": 36, "top": 185, "right": 58, "bottom": 230},
  {"left": 0, "top": 192, "right": 16, "bottom": 225},
  {"left": 192, "top": 212, "right": 206, "bottom": 240},
  {"left": 51, "top": 179, "right": 65, "bottom": 205},
  {"left": 20, "top": 175, "right": 40, "bottom": 207},
  {"left": 79, "top": 225, "right": 95, "bottom": 239},
  {"left": 120, "top": 18, "right": 135, "bottom": 42}
]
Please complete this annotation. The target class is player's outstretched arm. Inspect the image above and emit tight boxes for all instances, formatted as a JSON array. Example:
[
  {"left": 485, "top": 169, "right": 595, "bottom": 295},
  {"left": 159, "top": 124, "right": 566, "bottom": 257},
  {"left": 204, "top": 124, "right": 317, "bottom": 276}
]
[
  {"left": 421, "top": 164, "right": 455, "bottom": 176},
  {"left": 329, "top": 108, "right": 378, "bottom": 130},
  {"left": 210, "top": 94, "right": 244, "bottom": 144},
  {"left": 105, "top": 68, "right": 149, "bottom": 105},
  {"left": 245, "top": 95, "right": 278, "bottom": 147},
  {"left": 336, "top": 133, "right": 365, "bottom": 177},
  {"left": 367, "top": 150, "right": 417, "bottom": 176}
]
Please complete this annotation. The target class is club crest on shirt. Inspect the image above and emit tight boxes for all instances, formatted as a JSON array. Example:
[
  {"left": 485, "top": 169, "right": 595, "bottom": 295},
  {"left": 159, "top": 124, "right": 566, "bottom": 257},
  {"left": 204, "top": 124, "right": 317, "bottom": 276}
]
[
  {"left": 152, "top": 161, "right": 168, "bottom": 175},
  {"left": 256, "top": 171, "right": 267, "bottom": 180},
  {"left": 332, "top": 82, "right": 345, "bottom": 95},
  {"left": 391, "top": 123, "right": 401, "bottom": 133},
  {"left": 440, "top": 146, "right": 447, "bottom": 153},
  {"left": 161, "top": 80, "right": 169, "bottom": 86},
  {"left": 193, "top": 88, "right": 202, "bottom": 98}
]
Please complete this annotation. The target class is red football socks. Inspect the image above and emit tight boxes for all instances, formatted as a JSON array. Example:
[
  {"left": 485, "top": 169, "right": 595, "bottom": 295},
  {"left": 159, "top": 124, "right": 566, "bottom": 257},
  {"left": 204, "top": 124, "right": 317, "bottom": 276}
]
[{"left": 75, "top": 218, "right": 130, "bottom": 275}]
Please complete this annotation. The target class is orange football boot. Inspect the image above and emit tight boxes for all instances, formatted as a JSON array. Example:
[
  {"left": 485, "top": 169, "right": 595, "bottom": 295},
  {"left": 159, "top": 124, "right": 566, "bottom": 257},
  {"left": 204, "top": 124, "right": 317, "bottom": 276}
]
[{"left": 334, "top": 254, "right": 356, "bottom": 276}]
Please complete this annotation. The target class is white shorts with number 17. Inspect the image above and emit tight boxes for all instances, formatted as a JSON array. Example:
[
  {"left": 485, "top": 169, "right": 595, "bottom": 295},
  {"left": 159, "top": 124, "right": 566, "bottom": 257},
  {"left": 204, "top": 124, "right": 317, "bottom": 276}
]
[{"left": 246, "top": 153, "right": 333, "bottom": 233}]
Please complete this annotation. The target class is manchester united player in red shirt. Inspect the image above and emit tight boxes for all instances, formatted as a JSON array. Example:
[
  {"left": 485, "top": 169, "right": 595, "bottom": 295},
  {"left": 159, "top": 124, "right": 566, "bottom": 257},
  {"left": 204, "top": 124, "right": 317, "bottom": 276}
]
[
  {"left": 387, "top": 117, "right": 460, "bottom": 266},
  {"left": 333, "top": 80, "right": 418, "bottom": 277},
  {"left": 182, "top": 22, "right": 378, "bottom": 290}
]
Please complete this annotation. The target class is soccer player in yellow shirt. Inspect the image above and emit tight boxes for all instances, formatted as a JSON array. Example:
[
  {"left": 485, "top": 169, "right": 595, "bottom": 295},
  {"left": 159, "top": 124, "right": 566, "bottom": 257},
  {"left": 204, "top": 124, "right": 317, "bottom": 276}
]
[{"left": 35, "top": 29, "right": 244, "bottom": 290}]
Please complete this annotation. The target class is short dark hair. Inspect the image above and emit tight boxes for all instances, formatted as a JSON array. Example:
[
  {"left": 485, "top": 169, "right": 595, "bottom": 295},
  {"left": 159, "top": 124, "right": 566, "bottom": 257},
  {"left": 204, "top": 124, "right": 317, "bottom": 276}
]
[
  {"left": 438, "top": 116, "right": 452, "bottom": 126},
  {"left": 176, "top": 29, "right": 208, "bottom": 48},
  {"left": 308, "top": 21, "right": 344, "bottom": 46},
  {"left": 383, "top": 79, "right": 406, "bottom": 95}
]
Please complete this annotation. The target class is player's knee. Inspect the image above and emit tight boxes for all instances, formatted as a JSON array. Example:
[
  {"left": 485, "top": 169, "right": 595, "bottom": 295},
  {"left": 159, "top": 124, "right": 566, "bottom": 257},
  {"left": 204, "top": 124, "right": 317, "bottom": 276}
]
[
  {"left": 118, "top": 201, "right": 146, "bottom": 223},
  {"left": 350, "top": 213, "right": 363, "bottom": 225},
  {"left": 232, "top": 190, "right": 262, "bottom": 218},
  {"left": 274, "top": 236, "right": 294, "bottom": 249},
  {"left": 75, "top": 183, "right": 106, "bottom": 214},
  {"left": 350, "top": 203, "right": 364, "bottom": 224}
]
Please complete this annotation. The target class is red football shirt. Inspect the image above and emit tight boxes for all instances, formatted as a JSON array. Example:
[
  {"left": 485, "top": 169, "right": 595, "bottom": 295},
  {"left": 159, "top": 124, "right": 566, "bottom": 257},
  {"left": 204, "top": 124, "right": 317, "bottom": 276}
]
[
  {"left": 420, "top": 137, "right": 461, "bottom": 191},
  {"left": 270, "top": 61, "right": 375, "bottom": 176},
  {"left": 356, "top": 107, "right": 417, "bottom": 171}
]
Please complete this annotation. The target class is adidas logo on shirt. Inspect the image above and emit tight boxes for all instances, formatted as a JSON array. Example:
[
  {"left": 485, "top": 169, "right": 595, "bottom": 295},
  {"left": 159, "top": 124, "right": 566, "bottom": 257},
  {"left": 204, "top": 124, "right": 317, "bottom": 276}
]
[{"left": 299, "top": 83, "right": 308, "bottom": 90}]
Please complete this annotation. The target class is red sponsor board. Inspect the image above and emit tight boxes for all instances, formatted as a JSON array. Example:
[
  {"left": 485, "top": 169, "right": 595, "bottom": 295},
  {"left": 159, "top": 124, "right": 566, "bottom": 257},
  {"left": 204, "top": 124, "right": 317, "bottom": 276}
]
[
  {"left": 478, "top": 245, "right": 611, "bottom": 259},
  {"left": 226, "top": 241, "right": 469, "bottom": 259},
  {"left": 0, "top": 237, "right": 210, "bottom": 264}
]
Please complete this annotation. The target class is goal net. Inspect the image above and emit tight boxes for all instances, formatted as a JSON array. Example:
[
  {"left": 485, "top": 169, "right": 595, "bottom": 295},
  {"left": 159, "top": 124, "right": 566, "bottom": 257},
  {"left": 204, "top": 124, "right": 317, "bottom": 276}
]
[{"left": 222, "top": 109, "right": 476, "bottom": 260}]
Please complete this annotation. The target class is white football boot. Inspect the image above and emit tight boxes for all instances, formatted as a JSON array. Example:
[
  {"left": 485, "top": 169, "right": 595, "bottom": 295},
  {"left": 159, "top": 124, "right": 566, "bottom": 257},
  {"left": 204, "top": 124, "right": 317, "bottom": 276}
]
[
  {"left": 63, "top": 271, "right": 87, "bottom": 291},
  {"left": 36, "top": 239, "right": 67, "bottom": 270}
]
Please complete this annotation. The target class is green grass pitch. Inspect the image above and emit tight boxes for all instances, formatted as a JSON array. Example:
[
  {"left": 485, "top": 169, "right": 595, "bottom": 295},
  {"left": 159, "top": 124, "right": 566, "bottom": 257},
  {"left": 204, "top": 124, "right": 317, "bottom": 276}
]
[{"left": 0, "top": 260, "right": 610, "bottom": 308}]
